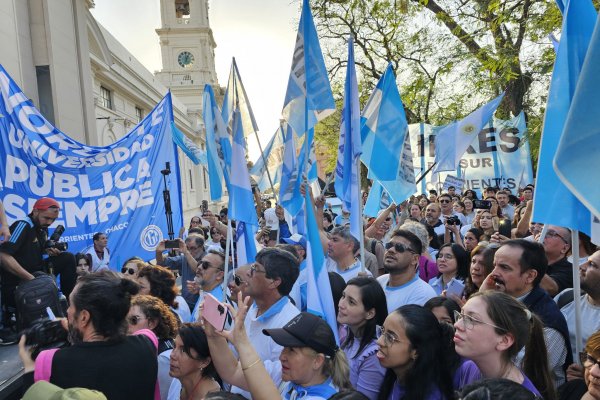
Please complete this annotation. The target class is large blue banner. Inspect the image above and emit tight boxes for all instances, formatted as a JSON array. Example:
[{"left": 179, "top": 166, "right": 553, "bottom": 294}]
[
  {"left": 408, "top": 112, "right": 534, "bottom": 196},
  {"left": 0, "top": 65, "right": 183, "bottom": 268}
]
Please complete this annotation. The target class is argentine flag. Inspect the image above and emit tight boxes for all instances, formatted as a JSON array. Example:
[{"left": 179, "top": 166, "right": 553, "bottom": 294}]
[
  {"left": 334, "top": 36, "right": 362, "bottom": 241},
  {"left": 305, "top": 192, "right": 339, "bottom": 343},
  {"left": 202, "top": 85, "right": 230, "bottom": 201},
  {"left": 533, "top": 0, "right": 596, "bottom": 234},
  {"left": 360, "top": 64, "right": 407, "bottom": 182},
  {"left": 432, "top": 93, "right": 504, "bottom": 175},
  {"left": 282, "top": 0, "right": 335, "bottom": 136}
]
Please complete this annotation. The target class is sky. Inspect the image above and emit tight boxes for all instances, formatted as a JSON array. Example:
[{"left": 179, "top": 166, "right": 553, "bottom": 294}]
[{"left": 90, "top": 0, "right": 300, "bottom": 158}]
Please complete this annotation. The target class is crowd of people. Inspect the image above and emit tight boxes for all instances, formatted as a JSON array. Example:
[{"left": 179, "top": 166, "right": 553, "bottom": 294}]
[{"left": 0, "top": 182, "right": 600, "bottom": 400}]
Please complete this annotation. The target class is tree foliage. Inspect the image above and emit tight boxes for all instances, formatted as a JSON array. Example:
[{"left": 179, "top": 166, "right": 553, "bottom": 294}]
[{"left": 311, "top": 0, "right": 566, "bottom": 169}]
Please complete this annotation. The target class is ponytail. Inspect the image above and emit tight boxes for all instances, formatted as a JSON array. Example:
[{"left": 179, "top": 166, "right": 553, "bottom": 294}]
[
  {"left": 323, "top": 349, "right": 352, "bottom": 391},
  {"left": 522, "top": 314, "right": 557, "bottom": 400}
]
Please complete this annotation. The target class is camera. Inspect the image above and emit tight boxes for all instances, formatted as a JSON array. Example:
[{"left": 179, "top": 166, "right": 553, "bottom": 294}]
[
  {"left": 473, "top": 200, "right": 492, "bottom": 210},
  {"left": 23, "top": 319, "right": 69, "bottom": 360},
  {"left": 446, "top": 215, "right": 461, "bottom": 225},
  {"left": 165, "top": 239, "right": 180, "bottom": 249},
  {"left": 44, "top": 225, "right": 68, "bottom": 252}
]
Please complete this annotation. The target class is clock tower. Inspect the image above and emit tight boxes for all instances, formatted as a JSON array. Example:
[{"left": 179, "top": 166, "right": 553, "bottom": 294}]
[{"left": 156, "top": 0, "right": 218, "bottom": 123}]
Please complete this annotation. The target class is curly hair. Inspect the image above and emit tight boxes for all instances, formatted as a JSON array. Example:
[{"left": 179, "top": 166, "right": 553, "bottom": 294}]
[
  {"left": 137, "top": 265, "right": 180, "bottom": 309},
  {"left": 131, "top": 295, "right": 178, "bottom": 339}
]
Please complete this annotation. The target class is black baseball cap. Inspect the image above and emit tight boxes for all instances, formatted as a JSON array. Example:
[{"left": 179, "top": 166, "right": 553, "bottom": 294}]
[{"left": 263, "top": 312, "right": 338, "bottom": 358}]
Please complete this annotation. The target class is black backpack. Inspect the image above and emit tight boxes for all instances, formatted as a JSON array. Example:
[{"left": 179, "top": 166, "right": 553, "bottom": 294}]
[{"left": 15, "top": 273, "right": 65, "bottom": 332}]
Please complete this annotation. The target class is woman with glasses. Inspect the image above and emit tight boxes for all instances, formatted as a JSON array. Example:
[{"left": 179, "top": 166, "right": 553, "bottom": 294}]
[
  {"left": 168, "top": 323, "right": 221, "bottom": 400},
  {"left": 376, "top": 304, "right": 478, "bottom": 400},
  {"left": 75, "top": 253, "right": 93, "bottom": 276},
  {"left": 127, "top": 295, "right": 179, "bottom": 400},
  {"left": 560, "top": 331, "right": 600, "bottom": 400},
  {"left": 454, "top": 291, "right": 555, "bottom": 400},
  {"left": 227, "top": 264, "right": 251, "bottom": 300},
  {"left": 120, "top": 257, "right": 145, "bottom": 280},
  {"left": 138, "top": 265, "right": 191, "bottom": 324},
  {"left": 203, "top": 293, "right": 351, "bottom": 399},
  {"left": 179, "top": 216, "right": 205, "bottom": 240},
  {"left": 428, "top": 243, "right": 469, "bottom": 297},
  {"left": 337, "top": 277, "right": 388, "bottom": 400},
  {"left": 206, "top": 228, "right": 224, "bottom": 252}
]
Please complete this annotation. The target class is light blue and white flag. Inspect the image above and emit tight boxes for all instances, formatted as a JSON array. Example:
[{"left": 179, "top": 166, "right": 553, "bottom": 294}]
[
  {"left": 235, "top": 221, "right": 257, "bottom": 265},
  {"left": 432, "top": 93, "right": 505, "bottom": 174},
  {"left": 377, "top": 130, "right": 417, "bottom": 204},
  {"left": 222, "top": 58, "right": 260, "bottom": 153},
  {"left": 305, "top": 192, "right": 339, "bottom": 343},
  {"left": 334, "top": 36, "right": 362, "bottom": 240},
  {"left": 282, "top": 0, "right": 335, "bottom": 137},
  {"left": 171, "top": 121, "right": 206, "bottom": 165},
  {"left": 364, "top": 180, "right": 386, "bottom": 218},
  {"left": 202, "top": 85, "right": 230, "bottom": 201},
  {"left": 279, "top": 124, "right": 304, "bottom": 217},
  {"left": 250, "top": 126, "right": 285, "bottom": 192},
  {"left": 532, "top": 0, "right": 596, "bottom": 235},
  {"left": 229, "top": 109, "right": 258, "bottom": 226},
  {"left": 554, "top": 13, "right": 600, "bottom": 219},
  {"left": 360, "top": 64, "right": 407, "bottom": 182}
]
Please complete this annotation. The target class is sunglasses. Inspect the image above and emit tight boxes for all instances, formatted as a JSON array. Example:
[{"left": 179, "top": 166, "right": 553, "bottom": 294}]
[
  {"left": 200, "top": 261, "right": 222, "bottom": 271},
  {"left": 121, "top": 267, "right": 137, "bottom": 275},
  {"left": 234, "top": 274, "right": 246, "bottom": 286},
  {"left": 127, "top": 315, "right": 145, "bottom": 325},
  {"left": 439, "top": 199, "right": 451, "bottom": 203},
  {"left": 384, "top": 242, "right": 415, "bottom": 254}
]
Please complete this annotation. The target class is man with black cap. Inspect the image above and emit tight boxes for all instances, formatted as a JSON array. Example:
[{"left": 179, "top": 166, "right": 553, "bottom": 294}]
[{"left": 0, "top": 197, "right": 77, "bottom": 342}]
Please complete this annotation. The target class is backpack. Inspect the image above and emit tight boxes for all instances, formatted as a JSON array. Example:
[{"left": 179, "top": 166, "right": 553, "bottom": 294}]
[{"left": 15, "top": 273, "right": 64, "bottom": 331}]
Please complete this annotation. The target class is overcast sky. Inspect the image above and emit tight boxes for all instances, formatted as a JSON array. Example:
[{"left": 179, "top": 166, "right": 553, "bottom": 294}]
[{"left": 91, "top": 0, "right": 300, "bottom": 155}]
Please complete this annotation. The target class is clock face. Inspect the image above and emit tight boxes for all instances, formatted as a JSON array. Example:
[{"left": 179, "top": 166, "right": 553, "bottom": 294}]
[{"left": 178, "top": 51, "right": 195, "bottom": 68}]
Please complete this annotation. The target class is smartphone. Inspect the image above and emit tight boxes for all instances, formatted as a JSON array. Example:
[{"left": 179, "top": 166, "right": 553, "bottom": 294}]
[
  {"left": 446, "top": 282, "right": 464, "bottom": 299},
  {"left": 165, "top": 239, "right": 179, "bottom": 249},
  {"left": 498, "top": 219, "right": 512, "bottom": 238},
  {"left": 473, "top": 200, "right": 492, "bottom": 210},
  {"left": 203, "top": 293, "right": 229, "bottom": 332}
]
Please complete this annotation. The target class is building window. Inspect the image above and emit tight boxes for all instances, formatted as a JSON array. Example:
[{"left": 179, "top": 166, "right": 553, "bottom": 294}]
[
  {"left": 100, "top": 86, "right": 112, "bottom": 110},
  {"left": 189, "top": 169, "right": 194, "bottom": 190},
  {"left": 203, "top": 167, "right": 208, "bottom": 189},
  {"left": 175, "top": 0, "right": 190, "bottom": 18},
  {"left": 135, "top": 106, "right": 143, "bottom": 123}
]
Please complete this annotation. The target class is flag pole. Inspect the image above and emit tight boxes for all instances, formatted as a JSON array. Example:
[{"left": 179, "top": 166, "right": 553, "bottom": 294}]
[
  {"left": 222, "top": 220, "right": 233, "bottom": 300},
  {"left": 416, "top": 162, "right": 437, "bottom": 185},
  {"left": 571, "top": 230, "right": 583, "bottom": 357},
  {"left": 357, "top": 158, "right": 366, "bottom": 273}
]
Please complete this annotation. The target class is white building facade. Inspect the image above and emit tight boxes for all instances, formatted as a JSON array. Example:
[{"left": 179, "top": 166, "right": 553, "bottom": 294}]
[{"left": 0, "top": 0, "right": 221, "bottom": 225}]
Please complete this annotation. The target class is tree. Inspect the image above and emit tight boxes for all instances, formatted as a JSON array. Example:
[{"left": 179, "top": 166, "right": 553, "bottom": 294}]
[{"left": 311, "top": 0, "right": 564, "bottom": 166}]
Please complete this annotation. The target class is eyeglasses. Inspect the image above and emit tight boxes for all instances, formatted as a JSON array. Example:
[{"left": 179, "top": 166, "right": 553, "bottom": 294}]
[
  {"left": 546, "top": 230, "right": 569, "bottom": 244},
  {"left": 384, "top": 242, "right": 415, "bottom": 254},
  {"left": 580, "top": 352, "right": 600, "bottom": 368},
  {"left": 453, "top": 311, "right": 507, "bottom": 332},
  {"left": 121, "top": 267, "right": 137, "bottom": 275},
  {"left": 437, "top": 253, "right": 455, "bottom": 260},
  {"left": 128, "top": 315, "right": 146, "bottom": 325},
  {"left": 234, "top": 274, "right": 246, "bottom": 286},
  {"left": 250, "top": 263, "right": 268, "bottom": 277},
  {"left": 376, "top": 326, "right": 401, "bottom": 347},
  {"left": 200, "top": 261, "right": 222, "bottom": 271}
]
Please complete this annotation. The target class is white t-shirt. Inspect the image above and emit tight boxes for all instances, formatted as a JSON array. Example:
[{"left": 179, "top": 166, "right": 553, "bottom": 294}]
[
  {"left": 378, "top": 273, "right": 437, "bottom": 313},
  {"left": 325, "top": 258, "right": 372, "bottom": 282},
  {"left": 559, "top": 292, "right": 600, "bottom": 356}
]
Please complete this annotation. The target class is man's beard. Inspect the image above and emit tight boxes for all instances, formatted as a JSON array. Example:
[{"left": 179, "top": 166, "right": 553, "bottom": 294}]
[{"left": 68, "top": 322, "right": 84, "bottom": 345}]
